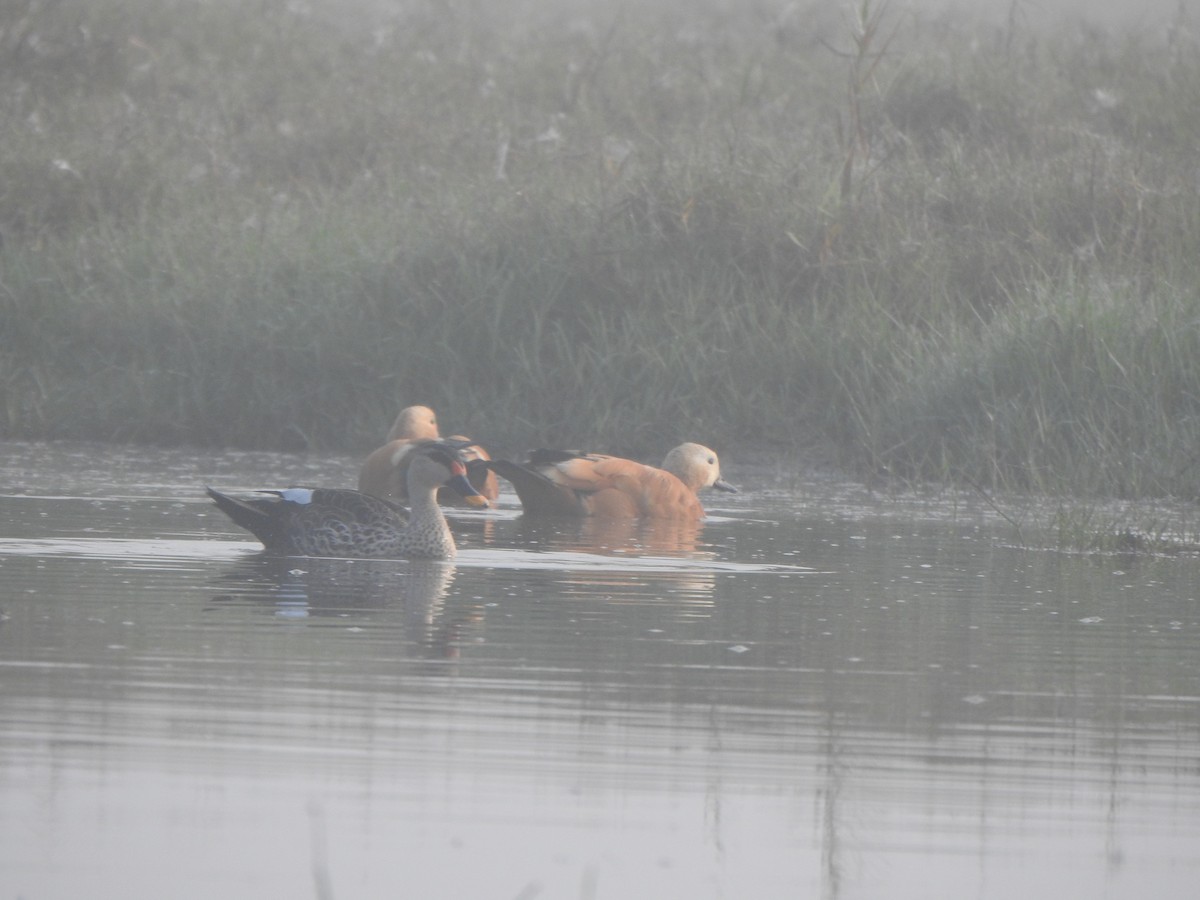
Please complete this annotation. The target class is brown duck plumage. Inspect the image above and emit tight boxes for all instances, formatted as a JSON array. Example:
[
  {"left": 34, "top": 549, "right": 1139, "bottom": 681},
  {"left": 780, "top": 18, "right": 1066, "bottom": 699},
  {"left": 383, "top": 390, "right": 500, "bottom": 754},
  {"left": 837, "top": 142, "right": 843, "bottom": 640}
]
[
  {"left": 488, "top": 442, "right": 737, "bottom": 519},
  {"left": 358, "top": 404, "right": 500, "bottom": 506}
]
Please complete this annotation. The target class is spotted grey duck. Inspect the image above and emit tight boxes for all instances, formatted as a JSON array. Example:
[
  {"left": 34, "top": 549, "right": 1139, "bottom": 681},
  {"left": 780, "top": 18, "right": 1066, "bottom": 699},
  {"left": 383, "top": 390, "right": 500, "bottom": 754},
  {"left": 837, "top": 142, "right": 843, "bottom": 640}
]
[{"left": 206, "top": 440, "right": 488, "bottom": 559}]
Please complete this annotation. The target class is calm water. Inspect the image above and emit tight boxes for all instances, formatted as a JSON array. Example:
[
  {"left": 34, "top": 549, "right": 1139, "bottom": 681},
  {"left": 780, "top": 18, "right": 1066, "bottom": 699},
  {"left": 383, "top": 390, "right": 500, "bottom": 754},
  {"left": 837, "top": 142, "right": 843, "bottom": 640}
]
[{"left": 1, "top": 441, "right": 1198, "bottom": 900}]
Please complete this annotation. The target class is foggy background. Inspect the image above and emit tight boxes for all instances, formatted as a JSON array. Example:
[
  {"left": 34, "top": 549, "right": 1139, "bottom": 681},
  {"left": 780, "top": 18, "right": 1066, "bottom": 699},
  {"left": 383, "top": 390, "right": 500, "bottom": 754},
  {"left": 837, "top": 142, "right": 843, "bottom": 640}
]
[{"left": 327, "top": 0, "right": 1185, "bottom": 33}]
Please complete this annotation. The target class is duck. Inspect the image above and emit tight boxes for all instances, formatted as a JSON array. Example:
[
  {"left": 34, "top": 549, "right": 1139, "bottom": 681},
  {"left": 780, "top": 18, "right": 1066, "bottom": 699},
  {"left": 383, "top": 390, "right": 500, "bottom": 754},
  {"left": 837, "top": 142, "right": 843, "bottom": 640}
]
[
  {"left": 486, "top": 442, "right": 737, "bottom": 519},
  {"left": 383, "top": 404, "right": 440, "bottom": 443},
  {"left": 358, "top": 405, "right": 500, "bottom": 506},
  {"left": 207, "top": 440, "right": 488, "bottom": 559}
]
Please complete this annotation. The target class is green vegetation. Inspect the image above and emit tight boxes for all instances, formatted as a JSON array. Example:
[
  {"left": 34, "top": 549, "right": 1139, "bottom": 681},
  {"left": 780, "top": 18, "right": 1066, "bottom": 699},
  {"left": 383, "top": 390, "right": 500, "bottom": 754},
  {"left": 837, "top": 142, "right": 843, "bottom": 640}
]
[
  {"left": 3, "top": 0, "right": 1199, "bottom": 501},
  {"left": 1047, "top": 503, "right": 1200, "bottom": 556}
]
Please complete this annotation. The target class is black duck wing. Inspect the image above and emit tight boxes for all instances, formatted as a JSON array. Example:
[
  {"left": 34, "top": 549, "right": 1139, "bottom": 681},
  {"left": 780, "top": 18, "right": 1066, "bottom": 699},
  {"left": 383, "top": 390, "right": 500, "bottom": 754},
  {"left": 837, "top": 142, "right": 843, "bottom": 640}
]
[
  {"left": 485, "top": 459, "right": 588, "bottom": 516},
  {"left": 205, "top": 486, "right": 289, "bottom": 547}
]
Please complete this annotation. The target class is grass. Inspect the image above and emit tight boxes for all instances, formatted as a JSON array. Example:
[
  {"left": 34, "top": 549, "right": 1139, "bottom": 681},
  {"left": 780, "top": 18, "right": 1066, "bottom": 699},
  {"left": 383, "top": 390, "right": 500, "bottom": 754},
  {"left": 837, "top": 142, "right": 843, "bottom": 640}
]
[
  {"left": 3, "top": 0, "right": 1200, "bottom": 505},
  {"left": 1047, "top": 503, "right": 1200, "bottom": 556}
]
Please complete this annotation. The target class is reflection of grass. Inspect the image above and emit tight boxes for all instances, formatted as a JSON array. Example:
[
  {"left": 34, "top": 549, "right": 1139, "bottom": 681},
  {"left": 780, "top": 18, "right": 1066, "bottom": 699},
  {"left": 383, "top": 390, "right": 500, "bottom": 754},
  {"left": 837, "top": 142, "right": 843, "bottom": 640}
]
[{"left": 3, "top": 0, "right": 1200, "bottom": 501}]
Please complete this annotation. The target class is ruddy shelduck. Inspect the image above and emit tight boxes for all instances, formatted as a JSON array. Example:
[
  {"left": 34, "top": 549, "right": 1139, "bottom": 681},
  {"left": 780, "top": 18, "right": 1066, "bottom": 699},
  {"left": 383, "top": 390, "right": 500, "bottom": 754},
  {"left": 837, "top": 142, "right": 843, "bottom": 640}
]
[
  {"left": 488, "top": 442, "right": 737, "bottom": 519},
  {"left": 358, "top": 404, "right": 499, "bottom": 505}
]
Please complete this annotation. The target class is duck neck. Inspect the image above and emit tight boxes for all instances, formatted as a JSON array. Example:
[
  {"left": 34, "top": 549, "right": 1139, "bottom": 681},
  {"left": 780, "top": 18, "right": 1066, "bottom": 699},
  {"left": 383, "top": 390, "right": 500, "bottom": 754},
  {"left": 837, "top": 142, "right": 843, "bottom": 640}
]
[
  {"left": 404, "top": 485, "right": 456, "bottom": 558},
  {"left": 668, "top": 464, "right": 702, "bottom": 493}
]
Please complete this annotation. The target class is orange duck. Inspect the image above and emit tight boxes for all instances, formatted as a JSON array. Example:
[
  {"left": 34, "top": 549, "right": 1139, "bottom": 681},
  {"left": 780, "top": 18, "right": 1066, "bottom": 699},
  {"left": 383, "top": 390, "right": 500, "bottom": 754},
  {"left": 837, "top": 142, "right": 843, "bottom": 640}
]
[
  {"left": 487, "top": 442, "right": 737, "bottom": 519},
  {"left": 358, "top": 405, "right": 500, "bottom": 506}
]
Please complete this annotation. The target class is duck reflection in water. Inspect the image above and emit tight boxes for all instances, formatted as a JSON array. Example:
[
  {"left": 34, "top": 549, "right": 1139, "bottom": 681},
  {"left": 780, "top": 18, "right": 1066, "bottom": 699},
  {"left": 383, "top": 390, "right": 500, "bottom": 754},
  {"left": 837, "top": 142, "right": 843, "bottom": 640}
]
[
  {"left": 512, "top": 514, "right": 712, "bottom": 558},
  {"left": 506, "top": 516, "right": 721, "bottom": 606},
  {"left": 208, "top": 556, "right": 485, "bottom": 659}
]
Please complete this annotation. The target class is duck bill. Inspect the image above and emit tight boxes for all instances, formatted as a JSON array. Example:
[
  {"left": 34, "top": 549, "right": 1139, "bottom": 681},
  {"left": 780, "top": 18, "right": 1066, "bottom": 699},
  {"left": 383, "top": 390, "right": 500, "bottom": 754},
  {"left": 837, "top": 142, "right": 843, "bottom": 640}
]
[
  {"left": 712, "top": 478, "right": 739, "bottom": 493},
  {"left": 446, "top": 472, "right": 490, "bottom": 507}
]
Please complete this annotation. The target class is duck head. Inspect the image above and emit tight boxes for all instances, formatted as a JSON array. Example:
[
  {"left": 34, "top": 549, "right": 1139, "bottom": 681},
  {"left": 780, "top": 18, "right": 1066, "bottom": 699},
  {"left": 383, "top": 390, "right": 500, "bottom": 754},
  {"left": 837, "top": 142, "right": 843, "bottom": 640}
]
[
  {"left": 663, "top": 443, "right": 738, "bottom": 494},
  {"left": 411, "top": 440, "right": 490, "bottom": 507}
]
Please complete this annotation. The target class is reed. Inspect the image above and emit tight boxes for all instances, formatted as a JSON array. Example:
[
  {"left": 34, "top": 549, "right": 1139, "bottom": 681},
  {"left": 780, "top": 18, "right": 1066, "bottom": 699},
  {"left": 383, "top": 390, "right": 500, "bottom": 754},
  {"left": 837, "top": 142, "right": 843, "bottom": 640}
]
[{"left": 3, "top": 0, "right": 1199, "bottom": 500}]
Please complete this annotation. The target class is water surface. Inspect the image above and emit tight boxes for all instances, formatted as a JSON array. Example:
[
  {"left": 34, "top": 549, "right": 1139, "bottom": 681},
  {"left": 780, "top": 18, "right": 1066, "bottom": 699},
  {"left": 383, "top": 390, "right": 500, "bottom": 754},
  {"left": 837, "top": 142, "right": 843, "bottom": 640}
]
[{"left": 1, "top": 441, "right": 1198, "bottom": 899}]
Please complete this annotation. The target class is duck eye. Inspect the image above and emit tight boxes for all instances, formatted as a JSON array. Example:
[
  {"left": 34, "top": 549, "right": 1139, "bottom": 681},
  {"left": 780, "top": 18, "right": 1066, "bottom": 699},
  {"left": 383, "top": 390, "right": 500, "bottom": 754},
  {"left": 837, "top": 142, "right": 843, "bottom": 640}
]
[{"left": 707, "top": 457, "right": 715, "bottom": 464}]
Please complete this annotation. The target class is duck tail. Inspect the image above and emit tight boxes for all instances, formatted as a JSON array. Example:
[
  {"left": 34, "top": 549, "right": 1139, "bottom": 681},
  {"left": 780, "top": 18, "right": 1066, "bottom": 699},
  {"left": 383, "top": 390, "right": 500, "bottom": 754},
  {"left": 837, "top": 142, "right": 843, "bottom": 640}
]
[
  {"left": 205, "top": 486, "right": 281, "bottom": 545},
  {"left": 485, "top": 459, "right": 585, "bottom": 516}
]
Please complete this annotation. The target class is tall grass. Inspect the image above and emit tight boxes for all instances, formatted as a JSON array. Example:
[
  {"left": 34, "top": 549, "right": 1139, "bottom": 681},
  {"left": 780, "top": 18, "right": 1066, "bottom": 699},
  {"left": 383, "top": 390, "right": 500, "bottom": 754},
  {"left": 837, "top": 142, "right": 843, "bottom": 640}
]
[{"left": 2, "top": 0, "right": 1199, "bottom": 498}]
